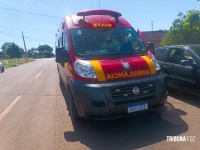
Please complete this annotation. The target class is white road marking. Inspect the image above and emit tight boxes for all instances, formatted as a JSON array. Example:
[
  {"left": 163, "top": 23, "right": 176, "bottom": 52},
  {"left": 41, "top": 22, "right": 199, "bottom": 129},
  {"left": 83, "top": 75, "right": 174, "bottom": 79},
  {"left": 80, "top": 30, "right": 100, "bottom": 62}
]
[
  {"left": 34, "top": 71, "right": 42, "bottom": 79},
  {"left": 0, "top": 96, "right": 22, "bottom": 121}
]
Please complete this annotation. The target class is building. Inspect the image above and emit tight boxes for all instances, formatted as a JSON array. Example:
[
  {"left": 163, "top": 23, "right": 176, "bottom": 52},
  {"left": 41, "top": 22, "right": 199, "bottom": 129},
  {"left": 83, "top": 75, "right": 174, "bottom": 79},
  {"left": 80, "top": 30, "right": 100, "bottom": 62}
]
[{"left": 141, "top": 30, "right": 168, "bottom": 48}]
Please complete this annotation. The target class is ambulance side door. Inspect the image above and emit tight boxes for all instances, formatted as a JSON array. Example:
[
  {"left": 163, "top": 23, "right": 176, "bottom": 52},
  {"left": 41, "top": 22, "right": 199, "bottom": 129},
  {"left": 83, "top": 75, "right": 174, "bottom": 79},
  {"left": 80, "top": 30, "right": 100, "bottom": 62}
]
[{"left": 58, "top": 32, "right": 70, "bottom": 85}]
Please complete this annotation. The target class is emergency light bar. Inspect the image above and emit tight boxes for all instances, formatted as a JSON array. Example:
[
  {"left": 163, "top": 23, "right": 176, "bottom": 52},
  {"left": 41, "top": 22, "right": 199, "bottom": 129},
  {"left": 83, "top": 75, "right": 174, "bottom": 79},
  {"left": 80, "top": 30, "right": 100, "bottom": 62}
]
[{"left": 77, "top": 9, "right": 122, "bottom": 22}]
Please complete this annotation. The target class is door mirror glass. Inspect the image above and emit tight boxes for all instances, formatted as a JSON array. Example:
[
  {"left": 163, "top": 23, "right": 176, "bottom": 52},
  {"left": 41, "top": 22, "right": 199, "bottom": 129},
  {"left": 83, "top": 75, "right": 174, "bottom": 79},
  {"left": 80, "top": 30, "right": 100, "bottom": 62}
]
[{"left": 55, "top": 47, "right": 67, "bottom": 63}]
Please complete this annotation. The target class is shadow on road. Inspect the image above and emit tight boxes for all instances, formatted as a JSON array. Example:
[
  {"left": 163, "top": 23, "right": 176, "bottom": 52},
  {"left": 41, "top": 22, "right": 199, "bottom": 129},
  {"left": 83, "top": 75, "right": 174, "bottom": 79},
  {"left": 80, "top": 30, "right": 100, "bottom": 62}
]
[
  {"left": 60, "top": 82, "right": 188, "bottom": 150},
  {"left": 168, "top": 87, "right": 200, "bottom": 108},
  {"left": 59, "top": 81, "right": 70, "bottom": 114}
]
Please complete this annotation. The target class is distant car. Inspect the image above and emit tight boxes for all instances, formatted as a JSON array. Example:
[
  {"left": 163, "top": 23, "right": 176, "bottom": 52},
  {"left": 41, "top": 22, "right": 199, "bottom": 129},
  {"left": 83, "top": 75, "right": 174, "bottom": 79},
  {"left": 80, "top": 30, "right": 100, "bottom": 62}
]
[
  {"left": 154, "top": 44, "right": 200, "bottom": 91},
  {"left": 0, "top": 62, "right": 4, "bottom": 73}
]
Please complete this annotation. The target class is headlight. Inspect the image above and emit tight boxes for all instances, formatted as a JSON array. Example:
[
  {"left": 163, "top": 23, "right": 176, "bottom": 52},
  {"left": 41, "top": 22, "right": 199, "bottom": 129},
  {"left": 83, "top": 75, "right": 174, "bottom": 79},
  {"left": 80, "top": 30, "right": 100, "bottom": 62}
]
[
  {"left": 74, "top": 59, "right": 97, "bottom": 78},
  {"left": 151, "top": 56, "right": 160, "bottom": 71}
]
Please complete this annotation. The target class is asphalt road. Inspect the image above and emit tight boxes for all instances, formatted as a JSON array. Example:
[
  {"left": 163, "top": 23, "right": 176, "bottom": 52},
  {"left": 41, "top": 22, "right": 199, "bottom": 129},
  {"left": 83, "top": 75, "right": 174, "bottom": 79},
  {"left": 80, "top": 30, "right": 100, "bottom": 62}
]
[{"left": 0, "top": 58, "right": 199, "bottom": 150}]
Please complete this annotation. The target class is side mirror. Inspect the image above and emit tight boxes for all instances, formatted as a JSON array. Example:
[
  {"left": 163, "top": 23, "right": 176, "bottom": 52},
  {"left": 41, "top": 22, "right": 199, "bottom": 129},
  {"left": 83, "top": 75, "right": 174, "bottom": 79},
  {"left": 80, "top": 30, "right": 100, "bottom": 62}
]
[
  {"left": 180, "top": 60, "right": 193, "bottom": 66},
  {"left": 137, "top": 28, "right": 143, "bottom": 39},
  {"left": 55, "top": 47, "right": 68, "bottom": 63},
  {"left": 147, "top": 42, "right": 155, "bottom": 54}
]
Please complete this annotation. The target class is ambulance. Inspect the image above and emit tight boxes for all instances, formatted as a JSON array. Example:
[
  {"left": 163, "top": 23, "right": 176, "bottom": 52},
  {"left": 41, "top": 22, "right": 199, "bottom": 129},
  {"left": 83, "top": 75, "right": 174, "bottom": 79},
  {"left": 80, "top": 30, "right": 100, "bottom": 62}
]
[{"left": 55, "top": 9, "right": 168, "bottom": 120}]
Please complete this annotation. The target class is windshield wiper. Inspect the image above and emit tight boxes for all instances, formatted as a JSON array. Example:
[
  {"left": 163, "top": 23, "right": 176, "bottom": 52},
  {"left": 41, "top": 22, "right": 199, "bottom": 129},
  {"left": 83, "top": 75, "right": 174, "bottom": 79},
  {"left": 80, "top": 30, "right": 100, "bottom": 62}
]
[
  {"left": 76, "top": 51, "right": 148, "bottom": 59},
  {"left": 111, "top": 51, "right": 148, "bottom": 56}
]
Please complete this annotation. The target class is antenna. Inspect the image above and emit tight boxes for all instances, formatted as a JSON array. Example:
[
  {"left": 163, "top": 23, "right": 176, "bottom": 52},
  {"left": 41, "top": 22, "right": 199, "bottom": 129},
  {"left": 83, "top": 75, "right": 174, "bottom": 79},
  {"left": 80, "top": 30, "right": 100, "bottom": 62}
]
[{"left": 99, "top": 0, "right": 101, "bottom": 9}]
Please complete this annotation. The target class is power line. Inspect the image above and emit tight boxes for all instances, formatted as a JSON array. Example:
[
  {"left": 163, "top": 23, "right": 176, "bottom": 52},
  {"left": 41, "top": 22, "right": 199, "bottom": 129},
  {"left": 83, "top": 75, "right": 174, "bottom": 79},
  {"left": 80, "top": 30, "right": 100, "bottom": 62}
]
[
  {"left": 25, "top": 36, "right": 54, "bottom": 43},
  {"left": 0, "top": 6, "right": 62, "bottom": 19},
  {"left": 0, "top": 30, "right": 54, "bottom": 43},
  {"left": 0, "top": 30, "right": 20, "bottom": 38}
]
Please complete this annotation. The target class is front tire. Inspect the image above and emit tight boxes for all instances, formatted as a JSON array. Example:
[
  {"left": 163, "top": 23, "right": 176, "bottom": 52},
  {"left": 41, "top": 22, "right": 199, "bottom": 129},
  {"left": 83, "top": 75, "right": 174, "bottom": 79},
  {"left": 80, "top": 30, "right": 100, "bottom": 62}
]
[
  {"left": 152, "top": 106, "right": 165, "bottom": 119},
  {"left": 69, "top": 89, "right": 79, "bottom": 120}
]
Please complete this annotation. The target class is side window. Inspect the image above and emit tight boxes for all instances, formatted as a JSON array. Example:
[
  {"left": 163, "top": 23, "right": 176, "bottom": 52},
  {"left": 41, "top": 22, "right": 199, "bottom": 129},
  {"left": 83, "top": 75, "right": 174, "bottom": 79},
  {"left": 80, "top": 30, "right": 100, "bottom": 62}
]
[
  {"left": 169, "top": 48, "right": 176, "bottom": 55},
  {"left": 166, "top": 48, "right": 194, "bottom": 64},
  {"left": 62, "top": 32, "right": 69, "bottom": 50},
  {"left": 184, "top": 50, "right": 194, "bottom": 62},
  {"left": 166, "top": 48, "right": 182, "bottom": 64},
  {"left": 154, "top": 48, "right": 167, "bottom": 61},
  {"left": 57, "top": 37, "right": 62, "bottom": 47}
]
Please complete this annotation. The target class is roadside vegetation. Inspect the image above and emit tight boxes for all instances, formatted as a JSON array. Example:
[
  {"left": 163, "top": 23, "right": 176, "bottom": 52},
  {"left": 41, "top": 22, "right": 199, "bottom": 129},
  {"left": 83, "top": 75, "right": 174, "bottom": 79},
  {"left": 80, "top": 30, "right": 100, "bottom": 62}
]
[
  {"left": 0, "top": 42, "right": 54, "bottom": 69},
  {"left": 0, "top": 43, "right": 54, "bottom": 59},
  {"left": 161, "top": 10, "right": 200, "bottom": 45},
  {"left": 1, "top": 58, "right": 34, "bottom": 69}
]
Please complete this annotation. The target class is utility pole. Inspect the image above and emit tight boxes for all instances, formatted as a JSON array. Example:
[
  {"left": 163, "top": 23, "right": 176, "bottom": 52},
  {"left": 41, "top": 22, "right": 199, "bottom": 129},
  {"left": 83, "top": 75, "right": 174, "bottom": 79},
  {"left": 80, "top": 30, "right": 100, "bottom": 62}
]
[
  {"left": 150, "top": 21, "right": 154, "bottom": 42},
  {"left": 22, "top": 31, "right": 28, "bottom": 59},
  {"left": 99, "top": 0, "right": 101, "bottom": 9}
]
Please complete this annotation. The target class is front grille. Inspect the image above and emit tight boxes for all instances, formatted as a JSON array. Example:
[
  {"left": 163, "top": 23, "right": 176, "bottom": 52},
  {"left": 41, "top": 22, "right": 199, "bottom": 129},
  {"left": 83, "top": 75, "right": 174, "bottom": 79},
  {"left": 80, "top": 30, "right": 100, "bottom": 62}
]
[{"left": 110, "top": 82, "right": 156, "bottom": 101}]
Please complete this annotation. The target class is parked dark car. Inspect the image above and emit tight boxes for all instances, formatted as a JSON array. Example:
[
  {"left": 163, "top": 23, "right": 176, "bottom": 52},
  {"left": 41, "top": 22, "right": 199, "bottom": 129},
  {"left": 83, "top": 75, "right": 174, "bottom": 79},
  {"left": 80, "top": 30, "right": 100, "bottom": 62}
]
[
  {"left": 154, "top": 44, "right": 200, "bottom": 92},
  {"left": 0, "top": 62, "right": 4, "bottom": 73}
]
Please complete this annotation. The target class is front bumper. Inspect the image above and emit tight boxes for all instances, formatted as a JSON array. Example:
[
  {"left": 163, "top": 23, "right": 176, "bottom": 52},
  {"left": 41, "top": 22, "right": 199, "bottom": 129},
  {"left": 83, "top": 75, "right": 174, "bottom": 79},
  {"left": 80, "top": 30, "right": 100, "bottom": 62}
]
[{"left": 72, "top": 73, "right": 168, "bottom": 119}]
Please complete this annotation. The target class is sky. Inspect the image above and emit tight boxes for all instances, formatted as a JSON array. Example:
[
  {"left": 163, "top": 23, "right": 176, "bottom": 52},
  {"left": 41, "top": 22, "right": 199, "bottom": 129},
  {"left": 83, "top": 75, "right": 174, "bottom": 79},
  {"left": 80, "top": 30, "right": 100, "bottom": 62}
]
[{"left": 0, "top": 0, "right": 199, "bottom": 51}]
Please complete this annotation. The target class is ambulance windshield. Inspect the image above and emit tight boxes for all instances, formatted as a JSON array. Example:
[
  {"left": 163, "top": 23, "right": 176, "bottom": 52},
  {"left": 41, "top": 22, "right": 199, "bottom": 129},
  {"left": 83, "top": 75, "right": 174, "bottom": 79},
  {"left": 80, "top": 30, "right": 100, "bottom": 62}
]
[{"left": 70, "top": 28, "right": 147, "bottom": 58}]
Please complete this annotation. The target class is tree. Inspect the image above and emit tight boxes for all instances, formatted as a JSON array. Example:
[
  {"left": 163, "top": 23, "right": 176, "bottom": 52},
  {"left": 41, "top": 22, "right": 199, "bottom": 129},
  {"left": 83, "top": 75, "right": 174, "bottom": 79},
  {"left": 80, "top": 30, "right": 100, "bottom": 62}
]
[
  {"left": 0, "top": 51, "right": 3, "bottom": 58},
  {"left": 161, "top": 10, "right": 200, "bottom": 46},
  {"left": 37, "top": 44, "right": 54, "bottom": 58},
  {"left": 1, "top": 42, "right": 24, "bottom": 58},
  {"left": 28, "top": 47, "right": 38, "bottom": 58}
]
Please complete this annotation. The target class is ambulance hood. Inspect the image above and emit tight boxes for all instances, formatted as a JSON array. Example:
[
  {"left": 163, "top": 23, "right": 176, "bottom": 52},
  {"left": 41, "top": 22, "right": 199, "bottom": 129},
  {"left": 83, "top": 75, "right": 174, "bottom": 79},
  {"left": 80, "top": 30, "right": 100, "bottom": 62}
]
[{"left": 90, "top": 55, "right": 157, "bottom": 82}]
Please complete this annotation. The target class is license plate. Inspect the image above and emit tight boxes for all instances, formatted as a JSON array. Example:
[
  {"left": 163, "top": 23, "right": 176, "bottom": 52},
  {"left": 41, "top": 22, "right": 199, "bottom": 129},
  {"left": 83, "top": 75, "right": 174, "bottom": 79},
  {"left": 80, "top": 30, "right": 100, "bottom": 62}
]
[{"left": 128, "top": 102, "right": 148, "bottom": 113}]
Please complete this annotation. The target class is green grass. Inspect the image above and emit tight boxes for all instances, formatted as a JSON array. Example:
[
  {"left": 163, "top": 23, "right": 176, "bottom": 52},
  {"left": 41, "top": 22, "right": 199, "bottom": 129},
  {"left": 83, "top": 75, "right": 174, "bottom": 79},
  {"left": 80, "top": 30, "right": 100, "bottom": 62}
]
[{"left": 1, "top": 58, "right": 34, "bottom": 69}]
